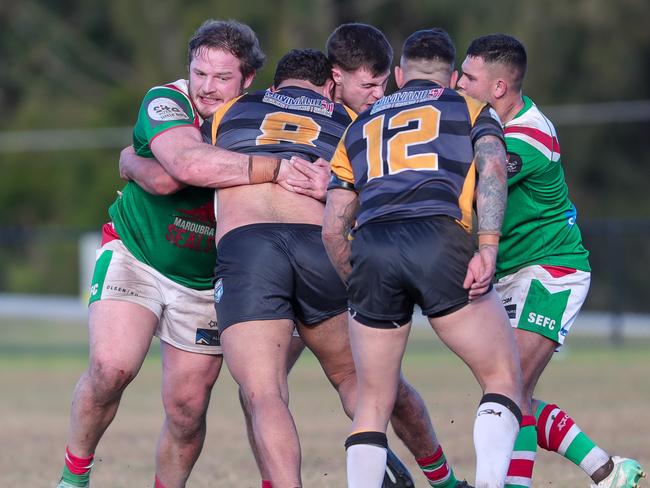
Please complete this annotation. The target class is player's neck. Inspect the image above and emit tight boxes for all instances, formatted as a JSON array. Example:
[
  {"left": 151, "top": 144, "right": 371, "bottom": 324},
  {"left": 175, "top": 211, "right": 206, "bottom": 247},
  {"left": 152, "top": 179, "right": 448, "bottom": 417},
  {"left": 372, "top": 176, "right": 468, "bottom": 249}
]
[
  {"left": 276, "top": 79, "right": 320, "bottom": 93},
  {"left": 497, "top": 94, "right": 525, "bottom": 125}
]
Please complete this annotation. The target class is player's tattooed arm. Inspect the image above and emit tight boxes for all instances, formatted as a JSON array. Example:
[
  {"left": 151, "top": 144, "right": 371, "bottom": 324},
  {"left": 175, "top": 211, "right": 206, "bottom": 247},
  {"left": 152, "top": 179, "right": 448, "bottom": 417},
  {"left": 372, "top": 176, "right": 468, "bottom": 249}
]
[
  {"left": 474, "top": 134, "right": 507, "bottom": 239},
  {"left": 466, "top": 134, "right": 507, "bottom": 294},
  {"left": 322, "top": 188, "right": 359, "bottom": 284}
]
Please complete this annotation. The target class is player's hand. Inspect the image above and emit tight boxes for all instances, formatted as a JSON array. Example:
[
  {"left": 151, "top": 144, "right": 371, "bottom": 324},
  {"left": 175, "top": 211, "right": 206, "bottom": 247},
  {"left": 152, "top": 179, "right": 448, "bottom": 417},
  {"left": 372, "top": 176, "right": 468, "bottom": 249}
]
[
  {"left": 276, "top": 157, "right": 327, "bottom": 201},
  {"left": 463, "top": 244, "right": 497, "bottom": 299},
  {"left": 119, "top": 145, "right": 137, "bottom": 181},
  {"left": 285, "top": 157, "right": 331, "bottom": 201}
]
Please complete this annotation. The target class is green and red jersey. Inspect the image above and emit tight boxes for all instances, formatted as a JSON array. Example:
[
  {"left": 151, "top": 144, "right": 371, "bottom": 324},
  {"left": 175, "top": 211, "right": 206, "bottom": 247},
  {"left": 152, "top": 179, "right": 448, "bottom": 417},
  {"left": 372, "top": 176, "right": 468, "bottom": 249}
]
[
  {"left": 497, "top": 96, "right": 590, "bottom": 279},
  {"left": 109, "top": 79, "right": 216, "bottom": 290}
]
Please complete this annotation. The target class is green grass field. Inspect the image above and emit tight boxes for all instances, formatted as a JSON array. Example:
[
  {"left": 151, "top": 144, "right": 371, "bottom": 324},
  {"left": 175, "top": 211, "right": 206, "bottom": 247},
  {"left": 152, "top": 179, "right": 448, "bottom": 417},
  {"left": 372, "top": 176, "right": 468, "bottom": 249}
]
[{"left": 1, "top": 318, "right": 648, "bottom": 487}]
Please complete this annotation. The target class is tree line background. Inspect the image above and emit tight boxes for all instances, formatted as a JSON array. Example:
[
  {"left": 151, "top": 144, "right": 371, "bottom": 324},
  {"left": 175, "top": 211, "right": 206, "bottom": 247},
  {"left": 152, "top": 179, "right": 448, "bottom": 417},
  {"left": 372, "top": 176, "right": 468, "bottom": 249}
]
[{"left": 1, "top": 0, "right": 649, "bottom": 312}]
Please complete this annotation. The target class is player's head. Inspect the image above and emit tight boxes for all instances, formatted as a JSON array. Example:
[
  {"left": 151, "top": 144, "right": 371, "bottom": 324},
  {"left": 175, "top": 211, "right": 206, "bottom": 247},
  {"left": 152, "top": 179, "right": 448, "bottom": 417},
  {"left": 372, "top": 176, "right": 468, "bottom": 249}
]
[
  {"left": 326, "top": 23, "right": 393, "bottom": 113},
  {"left": 273, "top": 49, "right": 335, "bottom": 98},
  {"left": 395, "top": 28, "right": 457, "bottom": 89},
  {"left": 456, "top": 34, "right": 527, "bottom": 105},
  {"left": 187, "top": 19, "right": 266, "bottom": 118}
]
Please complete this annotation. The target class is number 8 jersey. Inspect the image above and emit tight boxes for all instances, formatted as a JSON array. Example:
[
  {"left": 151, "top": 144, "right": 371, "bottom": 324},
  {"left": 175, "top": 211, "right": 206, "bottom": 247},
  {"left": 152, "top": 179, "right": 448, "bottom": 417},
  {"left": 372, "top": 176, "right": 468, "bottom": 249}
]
[
  {"left": 210, "top": 86, "right": 354, "bottom": 161},
  {"left": 331, "top": 79, "right": 504, "bottom": 230}
]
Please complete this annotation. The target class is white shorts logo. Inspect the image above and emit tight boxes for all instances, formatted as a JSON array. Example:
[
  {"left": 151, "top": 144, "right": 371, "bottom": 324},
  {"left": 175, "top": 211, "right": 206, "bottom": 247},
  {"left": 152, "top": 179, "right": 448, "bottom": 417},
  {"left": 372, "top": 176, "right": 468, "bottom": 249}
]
[{"left": 147, "top": 98, "right": 190, "bottom": 121}]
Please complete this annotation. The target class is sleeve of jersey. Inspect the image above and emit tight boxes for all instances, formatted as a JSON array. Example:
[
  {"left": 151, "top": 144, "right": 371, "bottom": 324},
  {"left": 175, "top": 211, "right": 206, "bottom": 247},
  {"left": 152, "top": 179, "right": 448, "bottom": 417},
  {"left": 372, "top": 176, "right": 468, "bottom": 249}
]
[
  {"left": 329, "top": 134, "right": 356, "bottom": 191},
  {"left": 503, "top": 135, "right": 549, "bottom": 186},
  {"left": 469, "top": 104, "right": 506, "bottom": 148},
  {"left": 136, "top": 86, "right": 196, "bottom": 146}
]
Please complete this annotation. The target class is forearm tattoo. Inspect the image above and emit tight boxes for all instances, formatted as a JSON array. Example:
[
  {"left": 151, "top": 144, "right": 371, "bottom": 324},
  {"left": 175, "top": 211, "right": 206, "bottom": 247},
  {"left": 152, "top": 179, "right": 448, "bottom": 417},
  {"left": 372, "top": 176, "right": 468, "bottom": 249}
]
[
  {"left": 323, "top": 193, "right": 359, "bottom": 284},
  {"left": 474, "top": 135, "right": 507, "bottom": 233}
]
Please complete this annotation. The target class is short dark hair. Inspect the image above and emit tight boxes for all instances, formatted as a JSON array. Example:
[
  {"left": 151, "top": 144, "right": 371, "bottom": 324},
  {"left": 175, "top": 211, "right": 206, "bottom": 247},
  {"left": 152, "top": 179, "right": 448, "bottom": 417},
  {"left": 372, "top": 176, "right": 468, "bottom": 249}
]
[
  {"left": 326, "top": 23, "right": 393, "bottom": 76},
  {"left": 188, "top": 19, "right": 266, "bottom": 79},
  {"left": 466, "top": 34, "right": 527, "bottom": 89},
  {"left": 273, "top": 49, "right": 333, "bottom": 87},
  {"left": 401, "top": 28, "right": 455, "bottom": 65}
]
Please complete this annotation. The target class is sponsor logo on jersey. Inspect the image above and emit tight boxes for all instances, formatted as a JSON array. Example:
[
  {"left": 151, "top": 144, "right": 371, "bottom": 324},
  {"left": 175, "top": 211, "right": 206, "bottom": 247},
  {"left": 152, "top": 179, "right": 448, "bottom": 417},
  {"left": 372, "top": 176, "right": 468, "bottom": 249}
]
[
  {"left": 208, "top": 320, "right": 218, "bottom": 328},
  {"left": 262, "top": 89, "right": 334, "bottom": 116},
  {"left": 165, "top": 202, "right": 217, "bottom": 253},
  {"left": 147, "top": 97, "right": 190, "bottom": 122},
  {"left": 506, "top": 152, "right": 522, "bottom": 177},
  {"left": 195, "top": 328, "right": 220, "bottom": 346},
  {"left": 371, "top": 87, "right": 444, "bottom": 114},
  {"left": 214, "top": 278, "right": 224, "bottom": 303},
  {"left": 565, "top": 204, "right": 577, "bottom": 227},
  {"left": 177, "top": 201, "right": 216, "bottom": 226}
]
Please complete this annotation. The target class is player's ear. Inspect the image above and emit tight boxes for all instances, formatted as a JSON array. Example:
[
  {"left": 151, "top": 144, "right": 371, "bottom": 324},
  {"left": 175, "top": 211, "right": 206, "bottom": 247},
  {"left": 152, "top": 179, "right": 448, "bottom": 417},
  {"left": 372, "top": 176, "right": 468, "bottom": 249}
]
[
  {"left": 331, "top": 66, "right": 344, "bottom": 85},
  {"left": 243, "top": 71, "right": 255, "bottom": 90},
  {"left": 323, "top": 78, "right": 336, "bottom": 101},
  {"left": 394, "top": 66, "right": 404, "bottom": 88},
  {"left": 450, "top": 69, "right": 459, "bottom": 89},
  {"left": 494, "top": 78, "right": 507, "bottom": 99}
]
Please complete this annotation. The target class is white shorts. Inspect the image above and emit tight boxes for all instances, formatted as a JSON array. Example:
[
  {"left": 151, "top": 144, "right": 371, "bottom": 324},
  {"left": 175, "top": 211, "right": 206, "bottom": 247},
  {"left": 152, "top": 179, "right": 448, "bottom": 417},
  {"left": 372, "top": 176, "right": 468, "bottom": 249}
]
[
  {"left": 494, "top": 264, "right": 591, "bottom": 346},
  {"left": 89, "top": 239, "right": 221, "bottom": 355}
]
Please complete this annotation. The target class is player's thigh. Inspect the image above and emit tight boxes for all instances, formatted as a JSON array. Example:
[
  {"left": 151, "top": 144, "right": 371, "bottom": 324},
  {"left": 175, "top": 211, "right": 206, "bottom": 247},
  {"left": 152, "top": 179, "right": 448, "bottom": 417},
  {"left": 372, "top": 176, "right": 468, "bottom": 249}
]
[
  {"left": 286, "top": 334, "right": 305, "bottom": 373},
  {"left": 297, "top": 312, "right": 355, "bottom": 384},
  {"left": 220, "top": 319, "right": 295, "bottom": 394},
  {"left": 87, "top": 300, "right": 159, "bottom": 376},
  {"left": 429, "top": 289, "right": 519, "bottom": 389},
  {"left": 513, "top": 328, "right": 556, "bottom": 396},
  {"left": 160, "top": 341, "right": 222, "bottom": 413},
  {"left": 87, "top": 242, "right": 163, "bottom": 371},
  {"left": 348, "top": 318, "right": 411, "bottom": 431}
]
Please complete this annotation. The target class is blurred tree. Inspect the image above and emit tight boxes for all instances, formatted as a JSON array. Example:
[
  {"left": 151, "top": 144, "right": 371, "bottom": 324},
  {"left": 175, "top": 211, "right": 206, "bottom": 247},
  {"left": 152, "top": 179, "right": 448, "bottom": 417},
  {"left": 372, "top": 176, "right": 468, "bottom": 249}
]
[{"left": 1, "top": 0, "right": 649, "bottom": 302}]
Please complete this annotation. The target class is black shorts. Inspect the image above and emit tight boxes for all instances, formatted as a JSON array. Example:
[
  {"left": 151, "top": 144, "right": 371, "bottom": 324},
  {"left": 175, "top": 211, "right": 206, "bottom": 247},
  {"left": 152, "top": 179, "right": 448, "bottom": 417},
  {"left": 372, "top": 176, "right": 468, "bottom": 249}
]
[
  {"left": 348, "top": 216, "right": 474, "bottom": 328},
  {"left": 214, "top": 223, "right": 348, "bottom": 331}
]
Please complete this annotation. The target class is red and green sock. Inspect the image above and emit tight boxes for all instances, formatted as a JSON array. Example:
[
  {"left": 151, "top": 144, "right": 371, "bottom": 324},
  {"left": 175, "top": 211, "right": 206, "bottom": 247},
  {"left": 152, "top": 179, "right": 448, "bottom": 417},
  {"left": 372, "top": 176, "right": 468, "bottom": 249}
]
[
  {"left": 60, "top": 447, "right": 94, "bottom": 487},
  {"left": 505, "top": 415, "right": 537, "bottom": 488},
  {"left": 416, "top": 445, "right": 458, "bottom": 487},
  {"left": 536, "top": 401, "right": 610, "bottom": 477}
]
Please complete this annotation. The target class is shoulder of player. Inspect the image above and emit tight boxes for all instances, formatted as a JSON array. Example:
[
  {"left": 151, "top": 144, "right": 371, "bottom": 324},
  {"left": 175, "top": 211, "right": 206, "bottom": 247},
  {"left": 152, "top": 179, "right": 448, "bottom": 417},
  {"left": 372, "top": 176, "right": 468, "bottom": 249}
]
[
  {"left": 140, "top": 79, "right": 197, "bottom": 118},
  {"left": 144, "top": 79, "right": 191, "bottom": 101},
  {"left": 504, "top": 101, "right": 560, "bottom": 157}
]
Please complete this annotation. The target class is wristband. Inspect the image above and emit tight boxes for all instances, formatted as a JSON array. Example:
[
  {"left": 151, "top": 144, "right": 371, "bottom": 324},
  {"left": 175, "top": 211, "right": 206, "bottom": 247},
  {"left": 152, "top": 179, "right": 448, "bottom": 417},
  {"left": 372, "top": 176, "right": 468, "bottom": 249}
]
[{"left": 248, "top": 155, "right": 282, "bottom": 184}]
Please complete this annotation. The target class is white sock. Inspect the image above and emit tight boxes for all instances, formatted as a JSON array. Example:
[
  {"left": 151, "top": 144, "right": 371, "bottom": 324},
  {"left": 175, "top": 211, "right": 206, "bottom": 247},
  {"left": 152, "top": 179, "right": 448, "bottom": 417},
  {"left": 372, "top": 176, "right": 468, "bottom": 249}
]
[
  {"left": 474, "top": 399, "right": 520, "bottom": 487},
  {"left": 346, "top": 444, "right": 387, "bottom": 488}
]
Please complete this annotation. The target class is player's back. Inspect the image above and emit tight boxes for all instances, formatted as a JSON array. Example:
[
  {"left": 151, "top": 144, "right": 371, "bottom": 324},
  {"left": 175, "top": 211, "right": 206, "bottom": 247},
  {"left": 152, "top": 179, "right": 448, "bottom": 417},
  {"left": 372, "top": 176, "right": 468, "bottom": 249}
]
[
  {"left": 213, "top": 86, "right": 352, "bottom": 161},
  {"left": 211, "top": 85, "right": 353, "bottom": 240},
  {"left": 336, "top": 79, "right": 499, "bottom": 229}
]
